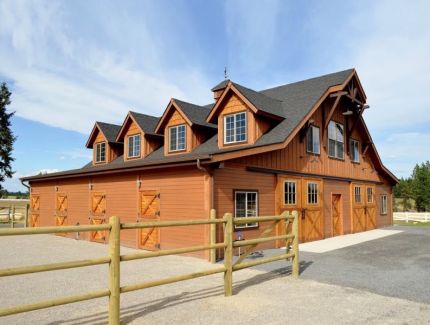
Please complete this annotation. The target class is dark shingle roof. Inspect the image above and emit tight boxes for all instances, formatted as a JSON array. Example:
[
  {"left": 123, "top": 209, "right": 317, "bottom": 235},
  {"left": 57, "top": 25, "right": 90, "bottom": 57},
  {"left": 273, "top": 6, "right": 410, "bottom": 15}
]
[
  {"left": 173, "top": 99, "right": 217, "bottom": 129},
  {"left": 232, "top": 82, "right": 284, "bottom": 118},
  {"left": 96, "top": 122, "right": 122, "bottom": 143},
  {"left": 129, "top": 112, "right": 160, "bottom": 136},
  {"left": 211, "top": 79, "right": 230, "bottom": 91},
  {"left": 22, "top": 69, "right": 358, "bottom": 182}
]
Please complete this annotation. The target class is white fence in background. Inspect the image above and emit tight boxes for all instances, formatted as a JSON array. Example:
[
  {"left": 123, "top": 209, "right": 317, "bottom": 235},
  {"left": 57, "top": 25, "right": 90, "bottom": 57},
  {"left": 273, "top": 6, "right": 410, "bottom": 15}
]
[{"left": 394, "top": 212, "right": 430, "bottom": 223}]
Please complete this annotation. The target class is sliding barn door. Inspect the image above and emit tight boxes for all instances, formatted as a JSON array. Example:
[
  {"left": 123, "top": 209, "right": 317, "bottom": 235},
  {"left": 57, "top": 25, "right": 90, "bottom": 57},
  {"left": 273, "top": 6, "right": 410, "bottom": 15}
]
[
  {"left": 30, "top": 194, "right": 40, "bottom": 227},
  {"left": 89, "top": 192, "right": 106, "bottom": 242},
  {"left": 138, "top": 190, "right": 160, "bottom": 250}
]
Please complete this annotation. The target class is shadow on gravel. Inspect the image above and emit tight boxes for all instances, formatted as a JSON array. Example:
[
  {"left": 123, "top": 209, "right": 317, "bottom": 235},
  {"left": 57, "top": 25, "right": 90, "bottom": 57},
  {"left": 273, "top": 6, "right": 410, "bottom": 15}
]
[{"left": 48, "top": 260, "right": 312, "bottom": 325}]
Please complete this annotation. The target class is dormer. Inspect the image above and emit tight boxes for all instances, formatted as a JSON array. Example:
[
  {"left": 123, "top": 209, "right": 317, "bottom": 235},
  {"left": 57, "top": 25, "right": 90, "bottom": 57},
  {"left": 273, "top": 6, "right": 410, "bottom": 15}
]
[
  {"left": 116, "top": 112, "right": 163, "bottom": 161},
  {"left": 86, "top": 122, "right": 123, "bottom": 165},
  {"left": 154, "top": 99, "right": 217, "bottom": 156},
  {"left": 207, "top": 81, "right": 284, "bottom": 149}
]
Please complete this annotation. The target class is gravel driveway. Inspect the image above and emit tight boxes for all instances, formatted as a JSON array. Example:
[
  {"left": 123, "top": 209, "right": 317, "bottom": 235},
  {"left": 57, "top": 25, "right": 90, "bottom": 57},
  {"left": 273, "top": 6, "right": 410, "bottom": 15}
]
[{"left": 0, "top": 229, "right": 429, "bottom": 324}]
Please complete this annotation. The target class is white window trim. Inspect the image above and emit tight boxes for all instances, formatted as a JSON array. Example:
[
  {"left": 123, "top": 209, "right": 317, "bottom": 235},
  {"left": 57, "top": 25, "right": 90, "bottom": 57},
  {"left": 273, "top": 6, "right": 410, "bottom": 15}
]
[
  {"left": 350, "top": 139, "right": 360, "bottom": 163},
  {"left": 224, "top": 112, "right": 247, "bottom": 144},
  {"left": 234, "top": 191, "right": 258, "bottom": 229},
  {"left": 328, "top": 120, "right": 345, "bottom": 159},
  {"left": 380, "top": 194, "right": 388, "bottom": 215},
  {"left": 307, "top": 182, "right": 319, "bottom": 205},
  {"left": 284, "top": 180, "right": 297, "bottom": 205},
  {"left": 95, "top": 142, "right": 106, "bottom": 163},
  {"left": 306, "top": 125, "right": 320, "bottom": 154},
  {"left": 169, "top": 124, "right": 186, "bottom": 152},
  {"left": 128, "top": 134, "right": 141, "bottom": 158}
]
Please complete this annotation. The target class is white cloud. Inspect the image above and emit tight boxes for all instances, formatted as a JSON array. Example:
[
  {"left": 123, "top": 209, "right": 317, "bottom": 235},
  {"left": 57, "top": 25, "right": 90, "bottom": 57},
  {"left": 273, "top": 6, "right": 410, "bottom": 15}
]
[
  {"left": 0, "top": 0, "right": 213, "bottom": 134},
  {"left": 225, "top": 0, "right": 281, "bottom": 76}
]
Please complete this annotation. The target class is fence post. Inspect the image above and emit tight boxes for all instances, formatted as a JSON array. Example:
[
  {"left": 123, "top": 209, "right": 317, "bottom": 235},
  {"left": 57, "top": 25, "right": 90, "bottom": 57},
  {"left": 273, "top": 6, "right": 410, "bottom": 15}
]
[
  {"left": 11, "top": 205, "right": 15, "bottom": 229},
  {"left": 25, "top": 204, "right": 29, "bottom": 228},
  {"left": 292, "top": 210, "right": 299, "bottom": 278},
  {"left": 108, "top": 216, "right": 120, "bottom": 325},
  {"left": 210, "top": 209, "right": 216, "bottom": 264},
  {"left": 406, "top": 212, "right": 409, "bottom": 223},
  {"left": 223, "top": 213, "right": 233, "bottom": 296}
]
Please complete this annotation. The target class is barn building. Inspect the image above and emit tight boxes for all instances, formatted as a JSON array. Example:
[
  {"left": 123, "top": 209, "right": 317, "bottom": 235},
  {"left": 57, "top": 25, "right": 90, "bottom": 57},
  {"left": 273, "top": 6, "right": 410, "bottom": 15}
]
[{"left": 22, "top": 69, "right": 397, "bottom": 259}]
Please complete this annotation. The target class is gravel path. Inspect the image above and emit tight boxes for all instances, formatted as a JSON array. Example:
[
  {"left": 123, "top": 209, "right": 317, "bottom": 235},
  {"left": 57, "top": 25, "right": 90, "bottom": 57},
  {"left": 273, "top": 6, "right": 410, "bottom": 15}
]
[{"left": 0, "top": 234, "right": 429, "bottom": 324}]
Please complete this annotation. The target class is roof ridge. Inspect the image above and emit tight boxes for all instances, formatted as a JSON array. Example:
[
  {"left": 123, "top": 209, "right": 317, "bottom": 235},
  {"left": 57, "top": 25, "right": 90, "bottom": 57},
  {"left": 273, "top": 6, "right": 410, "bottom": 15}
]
[
  {"left": 260, "top": 68, "right": 355, "bottom": 93},
  {"left": 232, "top": 82, "right": 283, "bottom": 103}
]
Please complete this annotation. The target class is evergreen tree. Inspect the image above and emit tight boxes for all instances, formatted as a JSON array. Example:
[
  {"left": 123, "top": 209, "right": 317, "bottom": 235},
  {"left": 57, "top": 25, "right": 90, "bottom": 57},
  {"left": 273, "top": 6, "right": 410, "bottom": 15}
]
[
  {"left": 412, "top": 161, "right": 430, "bottom": 211},
  {"left": 0, "top": 82, "right": 15, "bottom": 197}
]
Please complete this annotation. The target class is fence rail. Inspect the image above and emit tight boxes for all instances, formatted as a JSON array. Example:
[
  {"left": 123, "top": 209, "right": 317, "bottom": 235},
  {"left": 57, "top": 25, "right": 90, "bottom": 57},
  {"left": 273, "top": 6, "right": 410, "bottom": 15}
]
[
  {"left": 0, "top": 210, "right": 299, "bottom": 324},
  {"left": 393, "top": 212, "right": 430, "bottom": 223},
  {"left": 0, "top": 199, "right": 29, "bottom": 228}
]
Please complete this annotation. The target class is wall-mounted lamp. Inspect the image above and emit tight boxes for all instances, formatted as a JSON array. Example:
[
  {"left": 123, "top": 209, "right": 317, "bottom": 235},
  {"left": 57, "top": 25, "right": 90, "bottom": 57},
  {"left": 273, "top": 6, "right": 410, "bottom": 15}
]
[
  {"left": 54, "top": 186, "right": 59, "bottom": 192},
  {"left": 88, "top": 183, "right": 93, "bottom": 190},
  {"left": 136, "top": 179, "right": 142, "bottom": 188}
]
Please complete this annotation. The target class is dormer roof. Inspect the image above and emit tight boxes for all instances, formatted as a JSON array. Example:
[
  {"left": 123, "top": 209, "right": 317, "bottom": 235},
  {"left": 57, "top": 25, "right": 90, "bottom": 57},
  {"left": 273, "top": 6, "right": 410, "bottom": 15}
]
[
  {"left": 86, "top": 122, "right": 122, "bottom": 148},
  {"left": 207, "top": 81, "right": 285, "bottom": 123},
  {"left": 154, "top": 99, "right": 216, "bottom": 134},
  {"left": 116, "top": 111, "right": 161, "bottom": 141}
]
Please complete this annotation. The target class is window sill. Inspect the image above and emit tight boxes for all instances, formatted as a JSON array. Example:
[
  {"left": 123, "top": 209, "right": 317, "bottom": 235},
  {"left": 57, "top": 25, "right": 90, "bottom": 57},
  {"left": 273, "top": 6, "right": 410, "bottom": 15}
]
[
  {"left": 168, "top": 149, "right": 187, "bottom": 154},
  {"left": 328, "top": 156, "right": 345, "bottom": 162},
  {"left": 351, "top": 160, "right": 360, "bottom": 165},
  {"left": 234, "top": 225, "right": 259, "bottom": 231},
  {"left": 223, "top": 140, "right": 248, "bottom": 147},
  {"left": 306, "top": 150, "right": 321, "bottom": 156}
]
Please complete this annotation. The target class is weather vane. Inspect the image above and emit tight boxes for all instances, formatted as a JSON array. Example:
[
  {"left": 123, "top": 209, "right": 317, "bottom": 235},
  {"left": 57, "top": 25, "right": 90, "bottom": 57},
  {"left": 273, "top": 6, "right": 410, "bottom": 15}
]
[{"left": 224, "top": 66, "right": 228, "bottom": 80}]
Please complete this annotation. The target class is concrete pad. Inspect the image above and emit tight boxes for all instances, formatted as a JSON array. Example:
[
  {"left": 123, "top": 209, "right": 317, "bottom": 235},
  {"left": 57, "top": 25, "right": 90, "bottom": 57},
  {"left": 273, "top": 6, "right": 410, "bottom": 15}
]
[{"left": 295, "top": 229, "right": 403, "bottom": 253}]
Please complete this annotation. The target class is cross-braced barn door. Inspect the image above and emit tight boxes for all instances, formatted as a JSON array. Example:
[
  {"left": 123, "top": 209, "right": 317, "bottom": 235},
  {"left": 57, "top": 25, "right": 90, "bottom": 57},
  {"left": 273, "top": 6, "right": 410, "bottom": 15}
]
[
  {"left": 331, "top": 194, "right": 342, "bottom": 236},
  {"left": 55, "top": 193, "right": 68, "bottom": 236},
  {"left": 352, "top": 183, "right": 374, "bottom": 233},
  {"left": 138, "top": 190, "right": 160, "bottom": 250},
  {"left": 89, "top": 192, "right": 106, "bottom": 242},
  {"left": 30, "top": 194, "right": 40, "bottom": 227},
  {"left": 301, "top": 179, "right": 324, "bottom": 242}
]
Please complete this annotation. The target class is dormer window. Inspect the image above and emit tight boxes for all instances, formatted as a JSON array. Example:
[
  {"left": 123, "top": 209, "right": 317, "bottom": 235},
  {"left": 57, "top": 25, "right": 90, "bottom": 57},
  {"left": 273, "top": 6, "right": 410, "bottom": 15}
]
[
  {"left": 224, "top": 112, "right": 247, "bottom": 144},
  {"left": 128, "top": 134, "right": 141, "bottom": 158},
  {"left": 169, "top": 124, "right": 186, "bottom": 152},
  {"left": 95, "top": 142, "right": 106, "bottom": 163}
]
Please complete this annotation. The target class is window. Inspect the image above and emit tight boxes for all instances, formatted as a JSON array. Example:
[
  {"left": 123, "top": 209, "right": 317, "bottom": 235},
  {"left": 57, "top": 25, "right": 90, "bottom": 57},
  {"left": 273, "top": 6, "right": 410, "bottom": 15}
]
[
  {"left": 169, "top": 124, "right": 186, "bottom": 152},
  {"left": 307, "top": 182, "right": 318, "bottom": 205},
  {"left": 95, "top": 142, "right": 106, "bottom": 163},
  {"left": 328, "top": 121, "right": 344, "bottom": 159},
  {"left": 350, "top": 139, "right": 360, "bottom": 163},
  {"left": 367, "top": 187, "right": 374, "bottom": 204},
  {"left": 354, "top": 186, "right": 362, "bottom": 204},
  {"left": 380, "top": 195, "right": 388, "bottom": 215},
  {"left": 224, "top": 112, "right": 247, "bottom": 144},
  {"left": 306, "top": 126, "right": 320, "bottom": 154},
  {"left": 284, "top": 181, "right": 297, "bottom": 205},
  {"left": 235, "top": 191, "right": 258, "bottom": 229},
  {"left": 128, "top": 134, "right": 141, "bottom": 158}
]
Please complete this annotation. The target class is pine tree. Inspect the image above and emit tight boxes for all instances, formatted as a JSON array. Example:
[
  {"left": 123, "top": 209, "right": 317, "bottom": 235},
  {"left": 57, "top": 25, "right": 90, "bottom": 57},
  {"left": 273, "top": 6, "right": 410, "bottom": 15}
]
[
  {"left": 0, "top": 82, "right": 16, "bottom": 197},
  {"left": 412, "top": 161, "right": 430, "bottom": 211}
]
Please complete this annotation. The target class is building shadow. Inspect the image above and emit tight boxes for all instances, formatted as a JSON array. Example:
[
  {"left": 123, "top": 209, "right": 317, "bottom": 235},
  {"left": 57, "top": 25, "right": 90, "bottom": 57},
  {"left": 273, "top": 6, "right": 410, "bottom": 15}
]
[{"left": 47, "top": 260, "right": 313, "bottom": 325}]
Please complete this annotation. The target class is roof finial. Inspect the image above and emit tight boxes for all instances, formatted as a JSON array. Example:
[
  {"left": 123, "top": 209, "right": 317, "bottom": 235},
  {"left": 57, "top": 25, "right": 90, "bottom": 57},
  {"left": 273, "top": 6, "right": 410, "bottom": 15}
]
[{"left": 224, "top": 66, "right": 228, "bottom": 80}]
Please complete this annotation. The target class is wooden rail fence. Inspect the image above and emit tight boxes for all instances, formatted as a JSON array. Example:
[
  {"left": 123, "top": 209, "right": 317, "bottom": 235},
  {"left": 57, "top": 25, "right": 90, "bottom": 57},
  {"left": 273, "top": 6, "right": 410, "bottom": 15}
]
[
  {"left": 0, "top": 199, "right": 29, "bottom": 228},
  {"left": 0, "top": 210, "right": 299, "bottom": 324}
]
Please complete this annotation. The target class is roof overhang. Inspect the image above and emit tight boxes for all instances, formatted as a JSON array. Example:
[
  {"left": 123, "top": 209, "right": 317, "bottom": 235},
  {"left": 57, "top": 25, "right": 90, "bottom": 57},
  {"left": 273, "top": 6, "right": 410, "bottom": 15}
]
[{"left": 154, "top": 99, "right": 193, "bottom": 134}]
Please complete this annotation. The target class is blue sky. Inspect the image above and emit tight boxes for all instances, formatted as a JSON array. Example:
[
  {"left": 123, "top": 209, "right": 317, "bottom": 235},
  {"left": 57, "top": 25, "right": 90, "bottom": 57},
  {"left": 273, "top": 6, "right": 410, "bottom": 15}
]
[{"left": 1, "top": 0, "right": 430, "bottom": 191}]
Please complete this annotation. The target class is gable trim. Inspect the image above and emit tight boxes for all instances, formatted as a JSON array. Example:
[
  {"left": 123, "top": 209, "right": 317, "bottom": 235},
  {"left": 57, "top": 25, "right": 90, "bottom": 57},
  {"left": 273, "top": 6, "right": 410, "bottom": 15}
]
[
  {"left": 86, "top": 123, "right": 107, "bottom": 149},
  {"left": 116, "top": 112, "right": 145, "bottom": 142},
  {"left": 154, "top": 99, "right": 193, "bottom": 134}
]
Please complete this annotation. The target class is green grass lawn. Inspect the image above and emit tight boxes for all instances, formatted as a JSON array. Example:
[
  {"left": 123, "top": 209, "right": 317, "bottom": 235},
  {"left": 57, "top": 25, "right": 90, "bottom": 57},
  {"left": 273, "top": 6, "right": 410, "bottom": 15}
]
[{"left": 394, "top": 220, "right": 430, "bottom": 227}]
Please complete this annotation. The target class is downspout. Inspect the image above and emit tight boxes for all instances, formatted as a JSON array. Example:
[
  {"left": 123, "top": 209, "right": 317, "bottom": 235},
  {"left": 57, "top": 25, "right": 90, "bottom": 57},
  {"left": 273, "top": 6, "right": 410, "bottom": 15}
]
[
  {"left": 196, "top": 159, "right": 215, "bottom": 209},
  {"left": 21, "top": 180, "right": 30, "bottom": 191}
]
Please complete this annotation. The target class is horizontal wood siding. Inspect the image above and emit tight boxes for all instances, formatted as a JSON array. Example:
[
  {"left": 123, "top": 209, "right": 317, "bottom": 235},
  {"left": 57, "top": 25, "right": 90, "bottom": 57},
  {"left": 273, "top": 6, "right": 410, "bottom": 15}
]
[
  {"left": 214, "top": 166, "right": 276, "bottom": 250},
  {"left": 30, "top": 166, "right": 209, "bottom": 257}
]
